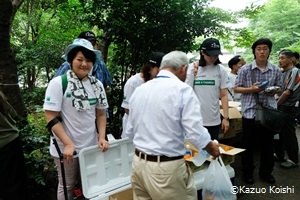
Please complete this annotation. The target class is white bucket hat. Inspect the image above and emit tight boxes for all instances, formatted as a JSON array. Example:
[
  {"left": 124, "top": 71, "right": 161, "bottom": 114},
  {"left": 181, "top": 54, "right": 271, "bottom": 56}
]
[{"left": 61, "top": 38, "right": 102, "bottom": 64}]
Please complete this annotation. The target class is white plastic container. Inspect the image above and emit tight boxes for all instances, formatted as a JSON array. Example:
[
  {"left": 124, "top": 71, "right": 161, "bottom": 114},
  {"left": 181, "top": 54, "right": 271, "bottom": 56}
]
[
  {"left": 79, "top": 138, "right": 235, "bottom": 200},
  {"left": 79, "top": 138, "right": 134, "bottom": 200}
]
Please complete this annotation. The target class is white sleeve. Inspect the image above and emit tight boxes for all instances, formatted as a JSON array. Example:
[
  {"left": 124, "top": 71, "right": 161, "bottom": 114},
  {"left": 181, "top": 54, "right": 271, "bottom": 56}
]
[
  {"left": 181, "top": 86, "right": 211, "bottom": 150},
  {"left": 220, "top": 65, "right": 231, "bottom": 89},
  {"left": 43, "top": 77, "right": 63, "bottom": 112},
  {"left": 121, "top": 79, "right": 136, "bottom": 109},
  {"left": 185, "top": 63, "right": 195, "bottom": 87}
]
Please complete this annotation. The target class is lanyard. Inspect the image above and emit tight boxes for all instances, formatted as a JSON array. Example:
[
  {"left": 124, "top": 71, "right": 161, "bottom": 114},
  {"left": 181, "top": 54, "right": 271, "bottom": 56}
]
[{"left": 155, "top": 75, "right": 170, "bottom": 78}]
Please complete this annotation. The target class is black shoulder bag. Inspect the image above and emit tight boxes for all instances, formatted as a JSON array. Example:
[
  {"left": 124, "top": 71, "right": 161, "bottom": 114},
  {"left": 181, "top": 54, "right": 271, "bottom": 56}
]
[{"left": 251, "top": 69, "right": 287, "bottom": 133}]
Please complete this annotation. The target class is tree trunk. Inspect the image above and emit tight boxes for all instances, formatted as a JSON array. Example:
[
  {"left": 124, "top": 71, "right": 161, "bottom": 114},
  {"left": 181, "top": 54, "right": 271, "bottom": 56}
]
[
  {"left": 98, "top": 31, "right": 111, "bottom": 63},
  {"left": 0, "top": 0, "right": 26, "bottom": 116}
]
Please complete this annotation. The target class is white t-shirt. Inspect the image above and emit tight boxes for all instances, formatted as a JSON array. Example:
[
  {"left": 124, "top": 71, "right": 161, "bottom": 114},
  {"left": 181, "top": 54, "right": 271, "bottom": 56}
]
[
  {"left": 43, "top": 76, "right": 108, "bottom": 157},
  {"left": 186, "top": 63, "right": 230, "bottom": 126},
  {"left": 121, "top": 73, "right": 144, "bottom": 138},
  {"left": 228, "top": 72, "right": 241, "bottom": 101}
]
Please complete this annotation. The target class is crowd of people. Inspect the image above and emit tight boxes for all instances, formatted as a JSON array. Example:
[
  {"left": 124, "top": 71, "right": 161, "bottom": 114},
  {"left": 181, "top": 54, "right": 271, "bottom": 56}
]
[{"left": 1, "top": 30, "right": 299, "bottom": 199}]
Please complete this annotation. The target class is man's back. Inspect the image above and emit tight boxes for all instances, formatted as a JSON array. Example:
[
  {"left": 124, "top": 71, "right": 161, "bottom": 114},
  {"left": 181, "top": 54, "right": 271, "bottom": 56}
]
[{"left": 126, "top": 70, "right": 210, "bottom": 157}]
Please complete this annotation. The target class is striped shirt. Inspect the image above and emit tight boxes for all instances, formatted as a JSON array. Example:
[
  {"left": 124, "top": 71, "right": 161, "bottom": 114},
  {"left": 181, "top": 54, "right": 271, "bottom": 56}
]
[
  {"left": 281, "top": 67, "right": 300, "bottom": 107},
  {"left": 235, "top": 60, "right": 282, "bottom": 119}
]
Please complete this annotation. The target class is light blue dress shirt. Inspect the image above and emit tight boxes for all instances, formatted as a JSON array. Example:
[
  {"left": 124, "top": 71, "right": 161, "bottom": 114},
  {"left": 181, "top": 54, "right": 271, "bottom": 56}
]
[{"left": 125, "top": 70, "right": 211, "bottom": 157}]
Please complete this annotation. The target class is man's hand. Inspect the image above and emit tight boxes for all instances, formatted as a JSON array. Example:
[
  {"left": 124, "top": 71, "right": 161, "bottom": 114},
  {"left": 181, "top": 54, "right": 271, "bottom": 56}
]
[
  {"left": 205, "top": 141, "right": 220, "bottom": 158},
  {"left": 252, "top": 82, "right": 265, "bottom": 93}
]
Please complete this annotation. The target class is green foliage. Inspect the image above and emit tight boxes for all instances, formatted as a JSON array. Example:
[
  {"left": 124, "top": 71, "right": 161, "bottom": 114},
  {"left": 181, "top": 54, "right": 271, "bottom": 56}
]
[
  {"left": 18, "top": 111, "right": 57, "bottom": 197},
  {"left": 73, "top": 0, "right": 235, "bottom": 137},
  {"left": 245, "top": 0, "right": 300, "bottom": 62},
  {"left": 81, "top": 0, "right": 234, "bottom": 66},
  {"left": 12, "top": 0, "right": 92, "bottom": 89},
  {"left": 21, "top": 87, "right": 47, "bottom": 112},
  {"left": 106, "top": 70, "right": 124, "bottom": 139}
]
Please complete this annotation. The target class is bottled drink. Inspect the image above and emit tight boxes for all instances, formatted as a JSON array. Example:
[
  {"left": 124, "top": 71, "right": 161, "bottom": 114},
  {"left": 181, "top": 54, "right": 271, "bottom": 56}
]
[{"left": 185, "top": 144, "right": 192, "bottom": 156}]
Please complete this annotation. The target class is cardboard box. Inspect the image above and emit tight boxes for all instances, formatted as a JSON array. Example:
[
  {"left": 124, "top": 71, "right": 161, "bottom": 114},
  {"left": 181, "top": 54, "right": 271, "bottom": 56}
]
[
  {"left": 186, "top": 159, "right": 206, "bottom": 172},
  {"left": 206, "top": 143, "right": 245, "bottom": 165},
  {"left": 185, "top": 140, "right": 245, "bottom": 167},
  {"left": 219, "top": 100, "right": 241, "bottom": 109},
  {"left": 184, "top": 141, "right": 205, "bottom": 172},
  {"left": 219, "top": 107, "right": 242, "bottom": 139},
  {"left": 109, "top": 188, "right": 133, "bottom": 200}
]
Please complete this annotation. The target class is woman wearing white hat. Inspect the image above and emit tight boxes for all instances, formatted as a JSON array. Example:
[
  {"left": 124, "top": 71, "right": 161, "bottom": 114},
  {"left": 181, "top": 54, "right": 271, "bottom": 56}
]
[{"left": 43, "top": 38, "right": 109, "bottom": 200}]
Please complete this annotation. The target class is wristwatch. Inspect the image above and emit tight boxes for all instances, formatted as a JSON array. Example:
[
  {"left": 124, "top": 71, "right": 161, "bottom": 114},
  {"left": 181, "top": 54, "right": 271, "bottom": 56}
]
[{"left": 223, "top": 117, "right": 229, "bottom": 121}]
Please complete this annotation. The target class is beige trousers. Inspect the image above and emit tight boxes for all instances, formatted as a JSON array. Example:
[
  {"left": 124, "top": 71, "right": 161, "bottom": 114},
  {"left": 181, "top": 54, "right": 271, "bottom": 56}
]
[
  {"left": 54, "top": 157, "right": 80, "bottom": 200},
  {"left": 131, "top": 155, "right": 197, "bottom": 200}
]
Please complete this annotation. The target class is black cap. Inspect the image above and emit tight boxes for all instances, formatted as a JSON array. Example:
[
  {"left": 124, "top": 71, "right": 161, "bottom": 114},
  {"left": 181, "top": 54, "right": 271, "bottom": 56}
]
[
  {"left": 228, "top": 55, "right": 242, "bottom": 69},
  {"left": 199, "top": 38, "right": 222, "bottom": 56},
  {"left": 78, "top": 31, "right": 97, "bottom": 41},
  {"left": 148, "top": 52, "right": 165, "bottom": 66}
]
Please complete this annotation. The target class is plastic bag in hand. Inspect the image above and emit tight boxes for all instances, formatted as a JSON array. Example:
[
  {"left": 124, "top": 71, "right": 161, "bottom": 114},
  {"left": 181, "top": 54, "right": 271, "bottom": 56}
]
[{"left": 202, "top": 157, "right": 236, "bottom": 200}]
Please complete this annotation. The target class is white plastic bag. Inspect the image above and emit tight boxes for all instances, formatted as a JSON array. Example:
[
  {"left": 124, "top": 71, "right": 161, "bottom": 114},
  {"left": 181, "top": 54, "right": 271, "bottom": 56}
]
[{"left": 202, "top": 157, "right": 236, "bottom": 200}]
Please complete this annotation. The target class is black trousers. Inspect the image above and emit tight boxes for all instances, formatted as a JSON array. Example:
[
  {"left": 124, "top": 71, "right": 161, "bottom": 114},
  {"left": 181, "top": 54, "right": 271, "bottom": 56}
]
[
  {"left": 241, "top": 117, "right": 274, "bottom": 176},
  {"left": 0, "top": 137, "right": 29, "bottom": 200},
  {"left": 275, "top": 105, "right": 299, "bottom": 164},
  {"left": 204, "top": 124, "right": 221, "bottom": 141}
]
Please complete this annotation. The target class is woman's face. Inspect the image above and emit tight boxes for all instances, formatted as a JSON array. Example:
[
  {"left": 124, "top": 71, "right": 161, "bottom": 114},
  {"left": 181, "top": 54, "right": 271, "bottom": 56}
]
[
  {"left": 149, "top": 67, "right": 160, "bottom": 79},
  {"left": 71, "top": 51, "right": 93, "bottom": 79},
  {"left": 202, "top": 51, "right": 219, "bottom": 65}
]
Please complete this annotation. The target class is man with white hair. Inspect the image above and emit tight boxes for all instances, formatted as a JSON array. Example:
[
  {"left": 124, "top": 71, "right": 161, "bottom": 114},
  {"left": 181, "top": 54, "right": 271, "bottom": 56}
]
[{"left": 125, "top": 50, "right": 220, "bottom": 200}]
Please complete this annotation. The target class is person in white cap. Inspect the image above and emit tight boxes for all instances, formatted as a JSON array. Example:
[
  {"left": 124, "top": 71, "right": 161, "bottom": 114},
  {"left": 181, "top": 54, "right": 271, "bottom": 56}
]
[{"left": 43, "top": 38, "right": 109, "bottom": 200}]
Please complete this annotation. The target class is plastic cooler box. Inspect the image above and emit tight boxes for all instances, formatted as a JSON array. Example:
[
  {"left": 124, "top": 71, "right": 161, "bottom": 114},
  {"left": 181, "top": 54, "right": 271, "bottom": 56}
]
[
  {"left": 79, "top": 138, "right": 235, "bottom": 200},
  {"left": 79, "top": 138, "right": 134, "bottom": 200}
]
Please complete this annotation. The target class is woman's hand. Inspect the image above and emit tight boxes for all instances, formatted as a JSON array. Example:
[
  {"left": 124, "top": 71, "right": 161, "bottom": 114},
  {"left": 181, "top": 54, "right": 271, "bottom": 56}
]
[
  {"left": 98, "top": 138, "right": 109, "bottom": 152},
  {"left": 221, "top": 118, "right": 230, "bottom": 133},
  {"left": 193, "top": 61, "right": 199, "bottom": 76},
  {"left": 63, "top": 143, "right": 76, "bottom": 161}
]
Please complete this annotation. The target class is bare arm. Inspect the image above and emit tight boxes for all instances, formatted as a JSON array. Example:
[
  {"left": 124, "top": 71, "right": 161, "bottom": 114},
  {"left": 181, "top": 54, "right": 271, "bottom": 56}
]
[
  {"left": 96, "top": 109, "right": 109, "bottom": 152},
  {"left": 234, "top": 81, "right": 266, "bottom": 94},
  {"left": 45, "top": 110, "right": 75, "bottom": 160},
  {"left": 220, "top": 88, "right": 230, "bottom": 133},
  {"left": 277, "top": 89, "right": 291, "bottom": 106}
]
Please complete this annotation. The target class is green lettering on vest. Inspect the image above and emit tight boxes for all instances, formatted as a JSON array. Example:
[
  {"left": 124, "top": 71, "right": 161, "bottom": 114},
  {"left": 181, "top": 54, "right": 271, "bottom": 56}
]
[
  {"left": 89, "top": 98, "right": 98, "bottom": 105},
  {"left": 194, "top": 80, "right": 215, "bottom": 85}
]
